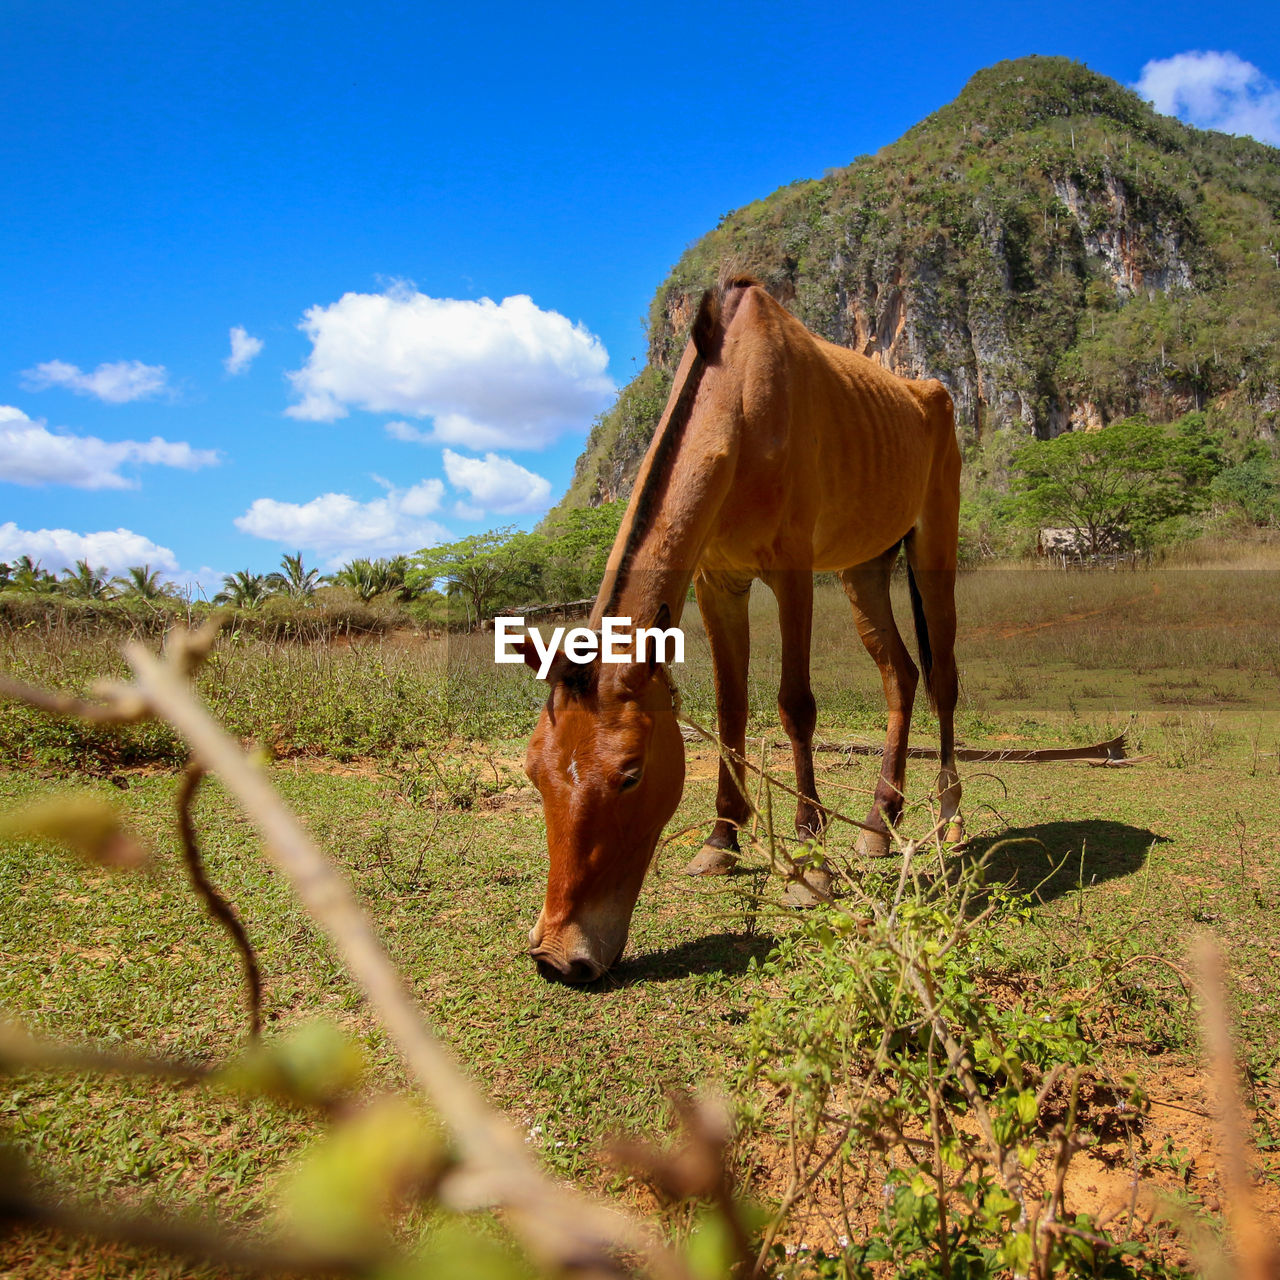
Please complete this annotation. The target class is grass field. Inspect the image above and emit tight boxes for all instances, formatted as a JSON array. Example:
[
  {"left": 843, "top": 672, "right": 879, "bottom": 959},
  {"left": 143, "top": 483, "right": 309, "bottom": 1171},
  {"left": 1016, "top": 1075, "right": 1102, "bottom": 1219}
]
[{"left": 2, "top": 558, "right": 1279, "bottom": 1277}]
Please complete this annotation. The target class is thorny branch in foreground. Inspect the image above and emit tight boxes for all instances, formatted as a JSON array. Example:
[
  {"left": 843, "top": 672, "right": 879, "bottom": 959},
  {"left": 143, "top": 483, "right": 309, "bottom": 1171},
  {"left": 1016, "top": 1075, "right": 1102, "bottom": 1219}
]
[{"left": 1194, "top": 936, "right": 1279, "bottom": 1280}]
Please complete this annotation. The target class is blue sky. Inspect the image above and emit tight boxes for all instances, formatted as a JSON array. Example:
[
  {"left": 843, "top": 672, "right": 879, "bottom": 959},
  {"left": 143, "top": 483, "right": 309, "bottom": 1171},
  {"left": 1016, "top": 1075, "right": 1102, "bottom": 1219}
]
[{"left": 3, "top": 1, "right": 1278, "bottom": 595}]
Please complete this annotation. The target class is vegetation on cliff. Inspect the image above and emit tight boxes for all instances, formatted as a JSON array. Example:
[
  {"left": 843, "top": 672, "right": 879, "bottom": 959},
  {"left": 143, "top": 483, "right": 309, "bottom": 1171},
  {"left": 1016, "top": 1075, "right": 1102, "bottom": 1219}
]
[{"left": 564, "top": 56, "right": 1280, "bottom": 516}]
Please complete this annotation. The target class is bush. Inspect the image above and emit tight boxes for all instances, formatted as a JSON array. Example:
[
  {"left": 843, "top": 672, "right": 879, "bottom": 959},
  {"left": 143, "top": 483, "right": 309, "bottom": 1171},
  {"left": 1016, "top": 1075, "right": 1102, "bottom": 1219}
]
[{"left": 737, "top": 855, "right": 1163, "bottom": 1277}]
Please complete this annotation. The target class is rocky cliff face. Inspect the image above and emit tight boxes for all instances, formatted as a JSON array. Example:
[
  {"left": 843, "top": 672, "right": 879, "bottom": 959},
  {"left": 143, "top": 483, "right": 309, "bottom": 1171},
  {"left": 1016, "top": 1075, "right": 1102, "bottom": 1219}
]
[{"left": 560, "top": 56, "right": 1280, "bottom": 512}]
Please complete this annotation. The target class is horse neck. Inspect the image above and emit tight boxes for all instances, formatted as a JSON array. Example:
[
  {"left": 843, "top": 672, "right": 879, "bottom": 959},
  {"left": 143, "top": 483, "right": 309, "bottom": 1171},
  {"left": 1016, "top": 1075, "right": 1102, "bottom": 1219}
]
[
  {"left": 589, "top": 394, "right": 732, "bottom": 630},
  {"left": 591, "top": 507, "right": 703, "bottom": 631}
]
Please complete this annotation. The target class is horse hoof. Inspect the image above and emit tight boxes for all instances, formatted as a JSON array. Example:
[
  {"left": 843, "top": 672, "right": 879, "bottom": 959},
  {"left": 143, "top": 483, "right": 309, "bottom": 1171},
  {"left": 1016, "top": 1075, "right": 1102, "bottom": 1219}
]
[
  {"left": 855, "top": 828, "right": 893, "bottom": 858},
  {"left": 944, "top": 817, "right": 966, "bottom": 847},
  {"left": 782, "top": 867, "right": 833, "bottom": 907},
  {"left": 684, "top": 845, "right": 738, "bottom": 876}
]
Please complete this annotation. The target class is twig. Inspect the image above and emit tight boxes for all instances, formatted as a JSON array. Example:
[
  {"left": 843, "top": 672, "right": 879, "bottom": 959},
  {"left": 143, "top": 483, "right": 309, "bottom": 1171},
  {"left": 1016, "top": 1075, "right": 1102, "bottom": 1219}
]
[
  {"left": 0, "top": 1022, "right": 209, "bottom": 1084},
  {"left": 175, "top": 760, "right": 263, "bottom": 1040},
  {"left": 679, "top": 710, "right": 878, "bottom": 836},
  {"left": 0, "top": 1187, "right": 381, "bottom": 1277},
  {"left": 0, "top": 673, "right": 146, "bottom": 724},
  {"left": 1194, "top": 935, "right": 1279, "bottom": 1280}
]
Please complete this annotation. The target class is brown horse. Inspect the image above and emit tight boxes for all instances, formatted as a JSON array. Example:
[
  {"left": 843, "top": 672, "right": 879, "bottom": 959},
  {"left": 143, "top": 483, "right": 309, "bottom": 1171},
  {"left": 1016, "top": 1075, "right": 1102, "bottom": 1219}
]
[{"left": 519, "top": 277, "right": 962, "bottom": 983}]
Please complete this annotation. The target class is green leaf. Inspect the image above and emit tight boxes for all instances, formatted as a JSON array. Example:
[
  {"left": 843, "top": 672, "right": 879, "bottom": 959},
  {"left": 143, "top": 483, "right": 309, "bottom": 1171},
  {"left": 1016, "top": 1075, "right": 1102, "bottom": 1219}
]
[
  {"left": 998, "top": 1229, "right": 1034, "bottom": 1272},
  {"left": 683, "top": 1207, "right": 740, "bottom": 1280},
  {"left": 215, "top": 1021, "right": 365, "bottom": 1107},
  {"left": 379, "top": 1220, "right": 534, "bottom": 1280},
  {"left": 1015, "top": 1089, "right": 1038, "bottom": 1125},
  {"left": 0, "top": 793, "right": 148, "bottom": 869},
  {"left": 279, "top": 1097, "right": 445, "bottom": 1255}
]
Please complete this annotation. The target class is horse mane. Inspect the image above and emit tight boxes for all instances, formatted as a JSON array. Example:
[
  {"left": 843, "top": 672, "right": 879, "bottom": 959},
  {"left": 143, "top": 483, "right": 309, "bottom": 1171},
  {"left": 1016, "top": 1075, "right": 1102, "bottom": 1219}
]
[{"left": 602, "top": 275, "right": 760, "bottom": 617}]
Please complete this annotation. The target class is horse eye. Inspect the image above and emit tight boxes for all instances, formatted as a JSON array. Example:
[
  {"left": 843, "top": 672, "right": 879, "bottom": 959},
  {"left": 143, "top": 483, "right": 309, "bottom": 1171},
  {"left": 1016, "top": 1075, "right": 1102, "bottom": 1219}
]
[{"left": 619, "top": 771, "right": 642, "bottom": 792}]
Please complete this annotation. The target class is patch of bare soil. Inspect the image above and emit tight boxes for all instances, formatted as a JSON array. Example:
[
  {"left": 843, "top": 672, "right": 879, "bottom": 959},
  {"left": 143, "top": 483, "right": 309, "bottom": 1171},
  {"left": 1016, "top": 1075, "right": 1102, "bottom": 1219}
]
[{"left": 735, "top": 1059, "right": 1280, "bottom": 1272}]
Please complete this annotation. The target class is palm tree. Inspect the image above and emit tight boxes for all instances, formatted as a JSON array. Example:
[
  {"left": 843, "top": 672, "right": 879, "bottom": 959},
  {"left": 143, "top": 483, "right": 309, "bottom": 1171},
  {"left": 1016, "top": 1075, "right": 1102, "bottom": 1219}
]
[
  {"left": 265, "top": 551, "right": 320, "bottom": 601},
  {"left": 383, "top": 555, "right": 423, "bottom": 602},
  {"left": 330, "top": 558, "right": 386, "bottom": 603},
  {"left": 214, "top": 570, "right": 269, "bottom": 608},
  {"left": 112, "top": 564, "right": 171, "bottom": 601},
  {"left": 61, "top": 559, "right": 114, "bottom": 600},
  {"left": 329, "top": 555, "right": 424, "bottom": 603},
  {"left": 10, "top": 555, "right": 58, "bottom": 593}
]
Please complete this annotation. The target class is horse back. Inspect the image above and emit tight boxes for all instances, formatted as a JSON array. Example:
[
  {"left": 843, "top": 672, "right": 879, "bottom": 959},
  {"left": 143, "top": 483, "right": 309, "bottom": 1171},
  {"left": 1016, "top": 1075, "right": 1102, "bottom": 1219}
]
[{"left": 698, "top": 285, "right": 957, "bottom": 572}]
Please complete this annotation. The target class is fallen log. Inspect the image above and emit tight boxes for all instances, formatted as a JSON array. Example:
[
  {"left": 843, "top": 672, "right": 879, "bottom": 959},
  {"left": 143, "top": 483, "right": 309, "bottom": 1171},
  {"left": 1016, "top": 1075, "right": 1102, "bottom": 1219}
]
[{"left": 679, "top": 727, "right": 1134, "bottom": 764}]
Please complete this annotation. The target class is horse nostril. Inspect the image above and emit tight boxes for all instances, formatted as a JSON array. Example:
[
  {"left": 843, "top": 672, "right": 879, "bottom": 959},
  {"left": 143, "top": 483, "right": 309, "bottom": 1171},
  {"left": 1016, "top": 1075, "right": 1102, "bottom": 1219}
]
[{"left": 531, "top": 952, "right": 598, "bottom": 984}]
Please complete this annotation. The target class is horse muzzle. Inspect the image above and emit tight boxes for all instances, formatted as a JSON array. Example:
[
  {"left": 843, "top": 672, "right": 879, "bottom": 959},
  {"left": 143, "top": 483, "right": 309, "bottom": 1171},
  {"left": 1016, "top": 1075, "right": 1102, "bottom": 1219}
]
[
  {"left": 529, "top": 946, "right": 604, "bottom": 985},
  {"left": 527, "top": 909, "right": 626, "bottom": 985}
]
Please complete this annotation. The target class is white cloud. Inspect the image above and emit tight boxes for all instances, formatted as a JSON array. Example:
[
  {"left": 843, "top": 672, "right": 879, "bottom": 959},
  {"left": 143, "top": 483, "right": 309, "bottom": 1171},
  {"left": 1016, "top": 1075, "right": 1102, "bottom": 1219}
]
[
  {"left": 1136, "top": 51, "right": 1280, "bottom": 145},
  {"left": 234, "top": 479, "right": 449, "bottom": 564},
  {"left": 225, "top": 326, "right": 264, "bottom": 376},
  {"left": 286, "top": 286, "right": 614, "bottom": 448},
  {"left": 442, "top": 449, "right": 552, "bottom": 514},
  {"left": 0, "top": 405, "right": 219, "bottom": 489},
  {"left": 385, "top": 420, "right": 430, "bottom": 443},
  {"left": 0, "top": 522, "right": 179, "bottom": 574},
  {"left": 21, "top": 358, "right": 170, "bottom": 403}
]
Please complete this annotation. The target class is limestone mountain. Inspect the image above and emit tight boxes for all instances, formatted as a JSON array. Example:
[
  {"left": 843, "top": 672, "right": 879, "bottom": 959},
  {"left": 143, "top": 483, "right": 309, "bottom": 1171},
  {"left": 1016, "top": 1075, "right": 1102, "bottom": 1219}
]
[{"left": 560, "top": 56, "right": 1280, "bottom": 511}]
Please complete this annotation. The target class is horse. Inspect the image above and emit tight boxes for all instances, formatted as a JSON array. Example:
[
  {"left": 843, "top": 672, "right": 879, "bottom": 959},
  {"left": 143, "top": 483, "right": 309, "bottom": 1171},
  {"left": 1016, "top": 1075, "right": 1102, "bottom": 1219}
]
[{"left": 517, "top": 276, "right": 962, "bottom": 984}]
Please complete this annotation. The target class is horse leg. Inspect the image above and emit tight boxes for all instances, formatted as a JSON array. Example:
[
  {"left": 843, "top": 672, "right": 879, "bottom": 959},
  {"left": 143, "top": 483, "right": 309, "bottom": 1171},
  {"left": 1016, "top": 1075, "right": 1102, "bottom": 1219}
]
[
  {"left": 763, "top": 569, "right": 823, "bottom": 840},
  {"left": 841, "top": 548, "right": 918, "bottom": 857},
  {"left": 765, "top": 569, "right": 833, "bottom": 904},
  {"left": 684, "top": 569, "right": 752, "bottom": 875},
  {"left": 904, "top": 542, "right": 963, "bottom": 845}
]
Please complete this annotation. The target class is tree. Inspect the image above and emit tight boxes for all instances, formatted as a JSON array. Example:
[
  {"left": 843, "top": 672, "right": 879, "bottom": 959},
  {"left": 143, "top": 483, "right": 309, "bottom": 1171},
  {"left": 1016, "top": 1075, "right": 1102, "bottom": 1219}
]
[
  {"left": 330, "top": 556, "right": 421, "bottom": 604},
  {"left": 113, "top": 564, "right": 172, "bottom": 602},
  {"left": 408, "top": 528, "right": 539, "bottom": 629},
  {"left": 8, "top": 556, "right": 58, "bottom": 593},
  {"left": 538, "top": 500, "right": 625, "bottom": 601},
  {"left": 214, "top": 570, "right": 270, "bottom": 608},
  {"left": 382, "top": 555, "right": 424, "bottom": 603},
  {"left": 330, "top": 558, "right": 384, "bottom": 603},
  {"left": 265, "top": 552, "right": 320, "bottom": 601},
  {"left": 1210, "top": 454, "right": 1280, "bottom": 525},
  {"left": 1011, "top": 415, "right": 1221, "bottom": 555},
  {"left": 61, "top": 559, "right": 114, "bottom": 600}
]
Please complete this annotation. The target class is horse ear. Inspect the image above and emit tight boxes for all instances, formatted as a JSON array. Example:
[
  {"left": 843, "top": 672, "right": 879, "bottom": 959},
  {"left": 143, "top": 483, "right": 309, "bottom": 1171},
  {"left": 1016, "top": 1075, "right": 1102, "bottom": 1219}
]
[
  {"left": 691, "top": 288, "right": 723, "bottom": 362},
  {"left": 516, "top": 636, "right": 576, "bottom": 685},
  {"left": 638, "top": 601, "right": 672, "bottom": 679},
  {"left": 513, "top": 636, "right": 540, "bottom": 672}
]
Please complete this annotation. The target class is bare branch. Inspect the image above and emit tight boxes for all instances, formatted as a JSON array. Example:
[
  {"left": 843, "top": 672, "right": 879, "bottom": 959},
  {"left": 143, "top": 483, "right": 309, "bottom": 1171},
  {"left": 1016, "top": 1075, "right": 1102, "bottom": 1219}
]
[
  {"left": 1194, "top": 935, "right": 1280, "bottom": 1280},
  {"left": 0, "top": 1021, "right": 209, "bottom": 1084},
  {"left": 175, "top": 761, "right": 263, "bottom": 1039},
  {"left": 0, "top": 673, "right": 146, "bottom": 724},
  {"left": 0, "top": 1187, "right": 382, "bottom": 1277}
]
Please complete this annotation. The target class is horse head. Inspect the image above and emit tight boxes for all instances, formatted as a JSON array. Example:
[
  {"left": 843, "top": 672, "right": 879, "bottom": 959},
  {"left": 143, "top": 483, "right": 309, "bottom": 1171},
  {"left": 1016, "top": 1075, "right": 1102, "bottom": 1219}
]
[{"left": 519, "top": 618, "right": 685, "bottom": 984}]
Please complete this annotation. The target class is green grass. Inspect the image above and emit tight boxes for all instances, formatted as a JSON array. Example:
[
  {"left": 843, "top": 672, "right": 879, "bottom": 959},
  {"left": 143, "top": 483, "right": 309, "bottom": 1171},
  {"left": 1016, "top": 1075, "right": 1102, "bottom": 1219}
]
[{"left": 2, "top": 563, "right": 1279, "bottom": 1275}]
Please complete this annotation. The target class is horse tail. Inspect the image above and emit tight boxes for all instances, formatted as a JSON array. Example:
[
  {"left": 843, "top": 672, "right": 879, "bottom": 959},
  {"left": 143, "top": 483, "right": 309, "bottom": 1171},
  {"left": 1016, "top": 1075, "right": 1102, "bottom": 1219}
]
[{"left": 906, "top": 558, "right": 936, "bottom": 714}]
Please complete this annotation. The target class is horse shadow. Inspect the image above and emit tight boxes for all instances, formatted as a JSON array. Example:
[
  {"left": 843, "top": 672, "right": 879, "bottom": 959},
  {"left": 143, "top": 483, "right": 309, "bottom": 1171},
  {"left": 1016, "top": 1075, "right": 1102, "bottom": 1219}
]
[
  {"left": 572, "top": 821, "right": 1161, "bottom": 990},
  {"left": 962, "top": 819, "right": 1167, "bottom": 905},
  {"left": 609, "top": 930, "right": 776, "bottom": 986}
]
